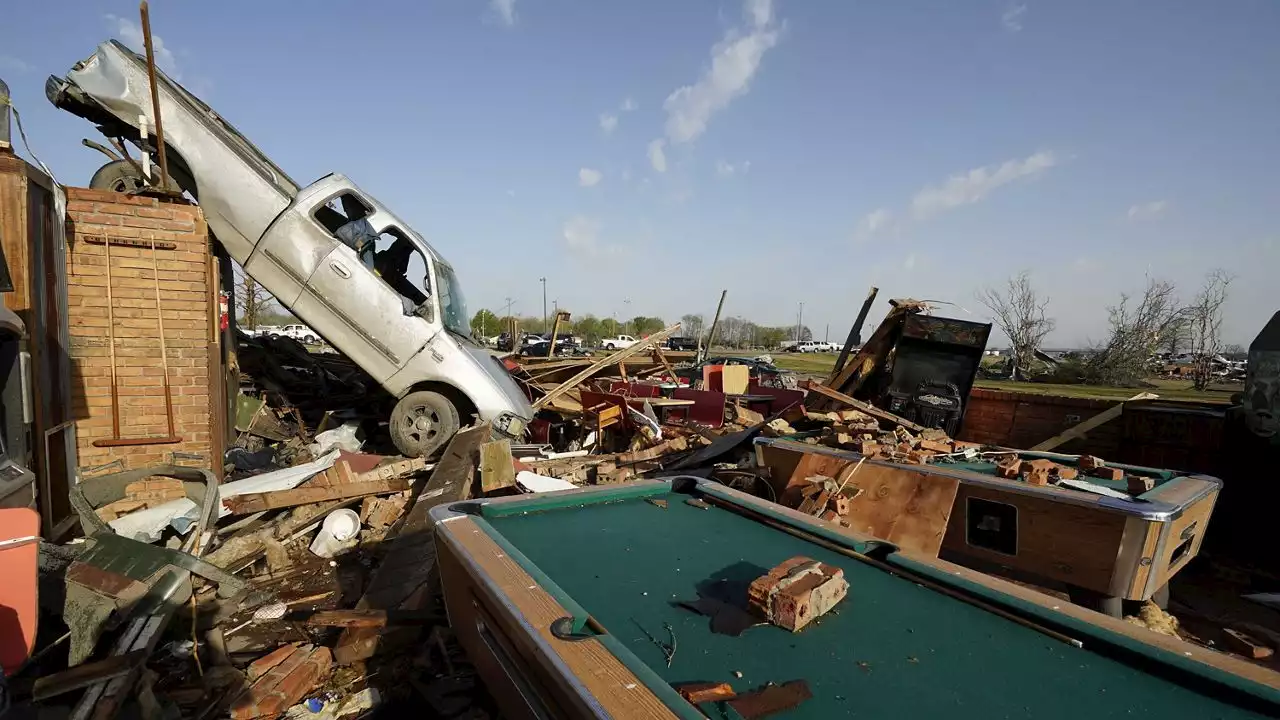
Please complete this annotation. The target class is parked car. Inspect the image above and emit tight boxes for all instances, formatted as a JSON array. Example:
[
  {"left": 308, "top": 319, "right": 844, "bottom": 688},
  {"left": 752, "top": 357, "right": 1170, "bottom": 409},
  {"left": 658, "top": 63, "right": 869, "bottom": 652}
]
[
  {"left": 275, "top": 324, "right": 321, "bottom": 344},
  {"left": 48, "top": 40, "right": 533, "bottom": 457},
  {"left": 601, "top": 335, "right": 638, "bottom": 350},
  {"left": 666, "top": 336, "right": 699, "bottom": 351}
]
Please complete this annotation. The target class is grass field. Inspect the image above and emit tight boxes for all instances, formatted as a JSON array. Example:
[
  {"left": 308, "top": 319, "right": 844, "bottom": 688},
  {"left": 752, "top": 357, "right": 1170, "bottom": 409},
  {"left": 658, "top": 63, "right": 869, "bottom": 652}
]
[{"left": 724, "top": 350, "right": 1241, "bottom": 404}]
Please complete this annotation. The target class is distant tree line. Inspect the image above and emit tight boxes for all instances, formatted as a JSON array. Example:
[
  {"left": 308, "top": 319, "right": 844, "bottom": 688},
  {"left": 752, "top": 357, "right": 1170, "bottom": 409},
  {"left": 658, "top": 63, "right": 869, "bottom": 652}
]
[{"left": 469, "top": 309, "right": 814, "bottom": 350}]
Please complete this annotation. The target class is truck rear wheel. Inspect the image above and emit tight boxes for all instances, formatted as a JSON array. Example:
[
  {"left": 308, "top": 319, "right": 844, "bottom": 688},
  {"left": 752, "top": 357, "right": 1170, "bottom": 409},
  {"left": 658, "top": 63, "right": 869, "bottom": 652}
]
[{"left": 390, "top": 390, "right": 460, "bottom": 458}]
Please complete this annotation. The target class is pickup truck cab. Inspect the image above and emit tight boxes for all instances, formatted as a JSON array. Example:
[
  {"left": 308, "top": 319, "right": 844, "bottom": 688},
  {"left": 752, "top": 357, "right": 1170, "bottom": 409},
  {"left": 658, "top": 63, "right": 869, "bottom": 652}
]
[
  {"left": 276, "top": 324, "right": 320, "bottom": 344},
  {"left": 601, "top": 335, "right": 637, "bottom": 350},
  {"left": 47, "top": 40, "right": 533, "bottom": 457}
]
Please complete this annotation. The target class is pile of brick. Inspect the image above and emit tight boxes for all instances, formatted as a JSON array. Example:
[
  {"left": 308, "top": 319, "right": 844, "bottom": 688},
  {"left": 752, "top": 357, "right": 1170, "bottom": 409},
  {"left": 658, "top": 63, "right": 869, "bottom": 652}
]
[
  {"left": 793, "top": 472, "right": 862, "bottom": 528},
  {"left": 768, "top": 410, "right": 982, "bottom": 466}
]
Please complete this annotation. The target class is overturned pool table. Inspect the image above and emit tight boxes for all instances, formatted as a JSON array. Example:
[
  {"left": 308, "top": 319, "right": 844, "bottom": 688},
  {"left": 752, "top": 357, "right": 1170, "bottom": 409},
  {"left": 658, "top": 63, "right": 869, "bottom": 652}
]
[{"left": 431, "top": 479, "right": 1278, "bottom": 720}]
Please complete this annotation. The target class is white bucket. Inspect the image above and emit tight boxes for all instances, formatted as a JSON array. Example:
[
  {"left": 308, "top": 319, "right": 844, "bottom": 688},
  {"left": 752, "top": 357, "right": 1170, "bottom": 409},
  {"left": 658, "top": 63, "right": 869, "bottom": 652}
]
[{"left": 309, "top": 508, "right": 361, "bottom": 558}]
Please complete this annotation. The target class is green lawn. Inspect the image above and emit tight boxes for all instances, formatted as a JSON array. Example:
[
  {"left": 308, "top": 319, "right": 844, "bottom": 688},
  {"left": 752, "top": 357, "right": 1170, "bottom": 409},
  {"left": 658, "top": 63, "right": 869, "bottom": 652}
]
[{"left": 718, "top": 350, "right": 1241, "bottom": 404}]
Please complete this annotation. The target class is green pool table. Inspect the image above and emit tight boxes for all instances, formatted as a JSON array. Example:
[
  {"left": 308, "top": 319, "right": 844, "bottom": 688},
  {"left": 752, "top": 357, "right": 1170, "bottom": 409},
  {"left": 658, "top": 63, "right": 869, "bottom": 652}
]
[{"left": 431, "top": 479, "right": 1278, "bottom": 719}]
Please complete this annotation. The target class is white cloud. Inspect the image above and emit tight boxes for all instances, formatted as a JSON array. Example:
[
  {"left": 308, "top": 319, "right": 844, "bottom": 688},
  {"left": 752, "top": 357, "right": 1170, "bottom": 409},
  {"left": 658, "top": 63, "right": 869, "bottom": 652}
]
[
  {"left": 0, "top": 56, "right": 33, "bottom": 74},
  {"left": 910, "top": 150, "right": 1057, "bottom": 219},
  {"left": 106, "top": 14, "right": 179, "bottom": 77},
  {"left": 621, "top": 97, "right": 638, "bottom": 112},
  {"left": 1127, "top": 200, "right": 1168, "bottom": 221},
  {"left": 716, "top": 159, "right": 751, "bottom": 177},
  {"left": 489, "top": 0, "right": 517, "bottom": 26},
  {"left": 1002, "top": 4, "right": 1027, "bottom": 33},
  {"left": 647, "top": 139, "right": 668, "bottom": 173},
  {"left": 578, "top": 168, "right": 603, "bottom": 187},
  {"left": 599, "top": 113, "right": 619, "bottom": 135},
  {"left": 662, "top": 0, "right": 781, "bottom": 145},
  {"left": 861, "top": 208, "right": 893, "bottom": 235}
]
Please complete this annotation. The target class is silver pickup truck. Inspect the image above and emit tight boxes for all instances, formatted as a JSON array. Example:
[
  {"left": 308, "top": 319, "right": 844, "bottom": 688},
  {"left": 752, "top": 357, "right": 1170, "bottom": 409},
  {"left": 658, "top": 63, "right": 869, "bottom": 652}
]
[{"left": 47, "top": 40, "right": 532, "bottom": 457}]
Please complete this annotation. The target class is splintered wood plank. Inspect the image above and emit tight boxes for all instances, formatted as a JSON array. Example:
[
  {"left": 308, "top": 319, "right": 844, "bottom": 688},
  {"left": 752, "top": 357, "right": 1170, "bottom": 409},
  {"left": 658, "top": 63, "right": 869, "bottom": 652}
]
[
  {"left": 479, "top": 439, "right": 516, "bottom": 494},
  {"left": 440, "top": 518, "right": 678, "bottom": 719},
  {"left": 843, "top": 464, "right": 958, "bottom": 557},
  {"left": 223, "top": 479, "right": 411, "bottom": 514},
  {"left": 780, "top": 453, "right": 853, "bottom": 507},
  {"left": 334, "top": 424, "right": 490, "bottom": 665}
]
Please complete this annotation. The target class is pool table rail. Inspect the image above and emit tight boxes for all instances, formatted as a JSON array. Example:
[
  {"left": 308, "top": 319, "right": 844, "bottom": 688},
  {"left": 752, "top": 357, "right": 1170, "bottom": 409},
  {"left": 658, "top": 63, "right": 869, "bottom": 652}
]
[{"left": 433, "top": 478, "right": 1279, "bottom": 719}]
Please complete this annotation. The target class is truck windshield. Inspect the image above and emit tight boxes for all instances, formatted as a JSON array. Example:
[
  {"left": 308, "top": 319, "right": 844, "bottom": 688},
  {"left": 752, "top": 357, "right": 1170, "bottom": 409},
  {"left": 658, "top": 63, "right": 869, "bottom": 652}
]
[{"left": 436, "top": 263, "right": 470, "bottom": 339}]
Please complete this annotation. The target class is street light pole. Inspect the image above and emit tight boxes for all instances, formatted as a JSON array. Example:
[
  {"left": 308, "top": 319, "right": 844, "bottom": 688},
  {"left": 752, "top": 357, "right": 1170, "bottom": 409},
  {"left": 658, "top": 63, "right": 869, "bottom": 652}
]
[
  {"left": 539, "top": 277, "right": 547, "bottom": 332},
  {"left": 796, "top": 302, "right": 804, "bottom": 342}
]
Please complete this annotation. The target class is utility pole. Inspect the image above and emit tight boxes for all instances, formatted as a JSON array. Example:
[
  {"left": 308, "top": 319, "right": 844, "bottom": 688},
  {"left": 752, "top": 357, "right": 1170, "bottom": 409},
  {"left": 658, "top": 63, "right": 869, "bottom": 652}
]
[
  {"left": 539, "top": 277, "right": 547, "bottom": 332},
  {"left": 623, "top": 297, "right": 632, "bottom": 335},
  {"left": 796, "top": 302, "right": 805, "bottom": 342}
]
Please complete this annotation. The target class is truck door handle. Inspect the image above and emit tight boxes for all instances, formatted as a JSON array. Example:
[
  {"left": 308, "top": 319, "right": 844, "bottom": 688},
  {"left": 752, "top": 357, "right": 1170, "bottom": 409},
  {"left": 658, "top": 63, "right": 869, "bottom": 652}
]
[{"left": 329, "top": 261, "right": 351, "bottom": 279}]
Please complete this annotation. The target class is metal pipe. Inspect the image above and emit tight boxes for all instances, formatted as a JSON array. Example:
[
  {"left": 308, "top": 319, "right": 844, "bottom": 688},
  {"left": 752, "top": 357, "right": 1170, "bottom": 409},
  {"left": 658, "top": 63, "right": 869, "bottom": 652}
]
[
  {"left": 139, "top": 1, "right": 172, "bottom": 191},
  {"left": 0, "top": 77, "right": 11, "bottom": 149}
]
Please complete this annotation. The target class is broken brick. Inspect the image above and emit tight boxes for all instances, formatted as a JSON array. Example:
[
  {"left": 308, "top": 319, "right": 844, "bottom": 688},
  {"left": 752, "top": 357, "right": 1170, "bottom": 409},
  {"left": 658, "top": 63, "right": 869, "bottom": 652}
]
[
  {"left": 747, "top": 557, "right": 848, "bottom": 632},
  {"left": 906, "top": 450, "right": 934, "bottom": 464},
  {"left": 1092, "top": 467, "right": 1125, "bottom": 482},
  {"left": 232, "top": 645, "right": 332, "bottom": 720},
  {"left": 834, "top": 495, "right": 852, "bottom": 516},
  {"left": 1053, "top": 466, "right": 1078, "bottom": 480},
  {"left": 1024, "top": 469, "right": 1050, "bottom": 486},
  {"left": 855, "top": 441, "right": 880, "bottom": 457},
  {"left": 820, "top": 509, "right": 838, "bottom": 522},
  {"left": 1127, "top": 476, "right": 1156, "bottom": 496},
  {"left": 951, "top": 440, "right": 983, "bottom": 452},
  {"left": 1023, "top": 459, "right": 1057, "bottom": 474},
  {"left": 917, "top": 439, "right": 952, "bottom": 454},
  {"left": 675, "top": 681, "right": 737, "bottom": 705},
  {"left": 995, "top": 459, "right": 1021, "bottom": 479},
  {"left": 1078, "top": 455, "right": 1105, "bottom": 471},
  {"left": 919, "top": 428, "right": 949, "bottom": 441}
]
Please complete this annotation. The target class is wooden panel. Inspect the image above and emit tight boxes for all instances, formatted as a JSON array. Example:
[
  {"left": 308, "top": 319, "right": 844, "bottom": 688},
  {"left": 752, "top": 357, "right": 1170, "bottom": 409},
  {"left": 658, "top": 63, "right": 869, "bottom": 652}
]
[
  {"left": 942, "top": 484, "right": 1127, "bottom": 595},
  {"left": 1124, "top": 518, "right": 1163, "bottom": 600},
  {"left": 479, "top": 439, "right": 516, "bottom": 494},
  {"left": 847, "top": 465, "right": 958, "bottom": 557},
  {"left": 1151, "top": 491, "right": 1218, "bottom": 590},
  {"left": 440, "top": 517, "right": 677, "bottom": 719},
  {"left": 0, "top": 155, "right": 30, "bottom": 314},
  {"left": 779, "top": 452, "right": 850, "bottom": 506}
]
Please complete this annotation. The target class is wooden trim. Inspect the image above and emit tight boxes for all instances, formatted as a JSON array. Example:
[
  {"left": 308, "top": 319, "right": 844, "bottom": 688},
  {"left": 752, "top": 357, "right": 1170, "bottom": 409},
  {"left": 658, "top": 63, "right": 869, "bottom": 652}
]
[
  {"left": 1151, "top": 491, "right": 1216, "bottom": 591},
  {"left": 438, "top": 517, "right": 678, "bottom": 719},
  {"left": 1124, "top": 517, "right": 1162, "bottom": 599}
]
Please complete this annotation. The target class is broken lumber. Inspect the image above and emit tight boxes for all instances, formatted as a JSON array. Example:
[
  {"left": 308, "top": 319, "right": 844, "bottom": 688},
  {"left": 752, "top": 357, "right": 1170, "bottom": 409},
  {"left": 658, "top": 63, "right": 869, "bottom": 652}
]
[
  {"left": 224, "top": 479, "right": 411, "bottom": 515},
  {"left": 532, "top": 323, "right": 681, "bottom": 411},
  {"left": 1030, "top": 392, "right": 1158, "bottom": 451},
  {"left": 303, "top": 609, "right": 441, "bottom": 628},
  {"left": 479, "top": 439, "right": 517, "bottom": 494},
  {"left": 802, "top": 380, "right": 925, "bottom": 432}
]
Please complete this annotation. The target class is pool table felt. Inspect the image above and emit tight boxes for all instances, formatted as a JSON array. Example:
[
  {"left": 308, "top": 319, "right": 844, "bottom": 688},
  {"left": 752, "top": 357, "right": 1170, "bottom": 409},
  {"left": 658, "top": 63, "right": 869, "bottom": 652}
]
[{"left": 479, "top": 489, "right": 1273, "bottom": 719}]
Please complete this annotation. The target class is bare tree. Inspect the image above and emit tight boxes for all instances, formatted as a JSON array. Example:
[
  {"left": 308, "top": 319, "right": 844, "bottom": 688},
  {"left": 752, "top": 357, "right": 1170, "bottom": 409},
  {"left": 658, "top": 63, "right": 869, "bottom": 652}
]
[
  {"left": 1084, "top": 277, "right": 1182, "bottom": 386},
  {"left": 976, "top": 271, "right": 1055, "bottom": 379},
  {"left": 1185, "top": 269, "right": 1233, "bottom": 390},
  {"left": 234, "top": 266, "right": 274, "bottom": 330}
]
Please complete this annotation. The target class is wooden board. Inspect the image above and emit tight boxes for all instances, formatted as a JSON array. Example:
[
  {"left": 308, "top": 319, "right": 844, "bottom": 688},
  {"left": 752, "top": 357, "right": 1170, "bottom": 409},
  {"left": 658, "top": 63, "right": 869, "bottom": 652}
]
[
  {"left": 941, "top": 483, "right": 1128, "bottom": 595},
  {"left": 223, "top": 479, "right": 410, "bottom": 514},
  {"left": 841, "top": 463, "right": 959, "bottom": 557},
  {"left": 334, "top": 424, "right": 489, "bottom": 665},
  {"left": 1150, "top": 490, "right": 1217, "bottom": 592},
  {"left": 480, "top": 439, "right": 517, "bottom": 494},
  {"left": 439, "top": 517, "right": 677, "bottom": 719}
]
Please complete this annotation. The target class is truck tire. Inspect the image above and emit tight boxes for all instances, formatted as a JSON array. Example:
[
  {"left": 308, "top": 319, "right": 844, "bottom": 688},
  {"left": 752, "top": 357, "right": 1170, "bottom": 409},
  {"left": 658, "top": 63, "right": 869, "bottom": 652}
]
[
  {"left": 604, "top": 343, "right": 616, "bottom": 350},
  {"left": 89, "top": 159, "right": 181, "bottom": 194},
  {"left": 390, "top": 390, "right": 460, "bottom": 458}
]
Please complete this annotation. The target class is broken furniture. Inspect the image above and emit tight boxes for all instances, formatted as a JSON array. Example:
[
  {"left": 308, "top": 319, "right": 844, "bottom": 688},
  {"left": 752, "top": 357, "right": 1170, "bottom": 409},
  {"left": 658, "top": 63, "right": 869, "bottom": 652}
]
[
  {"left": 64, "top": 466, "right": 243, "bottom": 666},
  {"left": 431, "top": 478, "right": 1279, "bottom": 719},
  {"left": 755, "top": 437, "right": 1222, "bottom": 617},
  {"left": 809, "top": 300, "right": 990, "bottom": 437}
]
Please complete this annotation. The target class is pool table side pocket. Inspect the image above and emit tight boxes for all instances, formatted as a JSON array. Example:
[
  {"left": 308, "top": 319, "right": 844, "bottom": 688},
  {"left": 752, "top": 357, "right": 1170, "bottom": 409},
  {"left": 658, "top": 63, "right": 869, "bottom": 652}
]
[{"left": 435, "top": 516, "right": 689, "bottom": 720}]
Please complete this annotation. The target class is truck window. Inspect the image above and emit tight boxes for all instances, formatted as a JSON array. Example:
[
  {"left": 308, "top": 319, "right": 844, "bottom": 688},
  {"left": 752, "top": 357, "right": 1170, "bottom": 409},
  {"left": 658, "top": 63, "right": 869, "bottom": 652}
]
[
  {"left": 315, "top": 192, "right": 377, "bottom": 265},
  {"left": 372, "top": 227, "right": 430, "bottom": 312}
]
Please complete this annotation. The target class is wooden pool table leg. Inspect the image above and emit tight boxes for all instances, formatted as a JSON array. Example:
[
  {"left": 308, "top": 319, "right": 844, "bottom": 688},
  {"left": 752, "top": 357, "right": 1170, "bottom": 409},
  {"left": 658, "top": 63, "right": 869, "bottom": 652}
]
[{"left": 1068, "top": 585, "right": 1123, "bottom": 618}]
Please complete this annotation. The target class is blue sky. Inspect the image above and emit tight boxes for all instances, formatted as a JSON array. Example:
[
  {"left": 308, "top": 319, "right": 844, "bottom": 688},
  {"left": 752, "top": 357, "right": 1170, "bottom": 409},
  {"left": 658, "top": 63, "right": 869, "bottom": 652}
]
[{"left": 3, "top": 0, "right": 1277, "bottom": 346}]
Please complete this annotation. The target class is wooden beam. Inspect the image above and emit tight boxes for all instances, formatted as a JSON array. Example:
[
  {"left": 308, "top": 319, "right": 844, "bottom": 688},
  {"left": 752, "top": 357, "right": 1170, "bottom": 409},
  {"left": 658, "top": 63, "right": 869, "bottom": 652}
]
[
  {"left": 532, "top": 323, "right": 681, "bottom": 411},
  {"left": 334, "top": 424, "right": 489, "bottom": 665},
  {"left": 303, "top": 609, "right": 441, "bottom": 628},
  {"left": 1030, "top": 392, "right": 1158, "bottom": 452},
  {"left": 802, "top": 380, "right": 926, "bottom": 432},
  {"left": 223, "top": 479, "right": 411, "bottom": 515},
  {"left": 479, "top": 439, "right": 516, "bottom": 494}
]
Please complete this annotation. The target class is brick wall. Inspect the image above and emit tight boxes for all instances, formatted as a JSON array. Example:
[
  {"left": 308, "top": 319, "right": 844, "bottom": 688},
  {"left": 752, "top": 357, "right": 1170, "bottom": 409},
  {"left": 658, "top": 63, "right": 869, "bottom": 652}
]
[
  {"left": 959, "top": 387, "right": 1227, "bottom": 475},
  {"left": 958, "top": 388, "right": 1122, "bottom": 456},
  {"left": 65, "top": 188, "right": 216, "bottom": 470}
]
